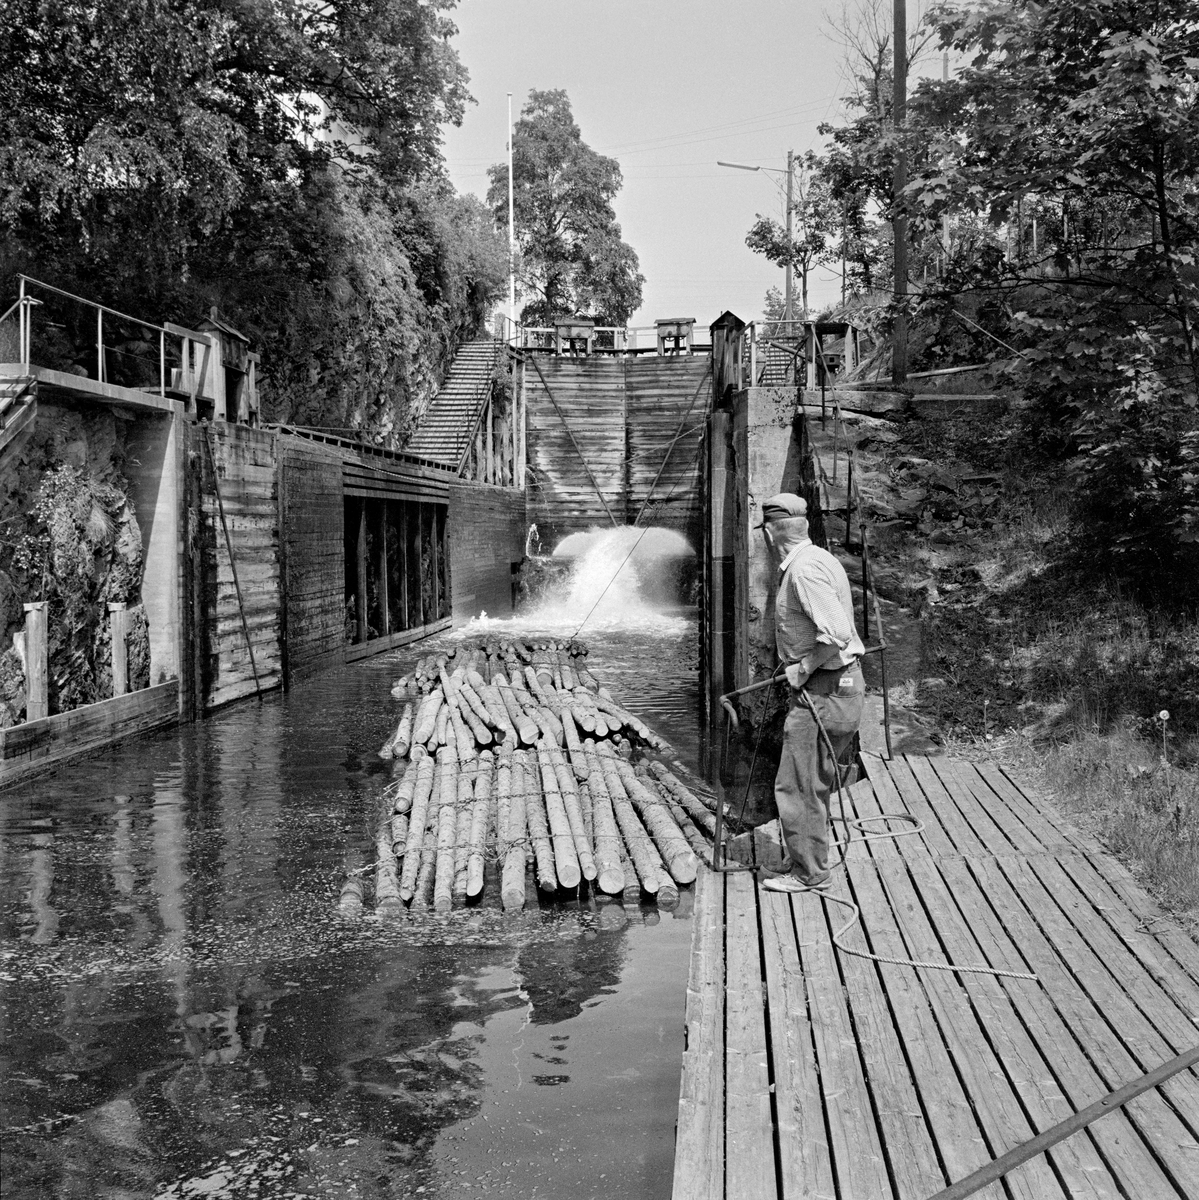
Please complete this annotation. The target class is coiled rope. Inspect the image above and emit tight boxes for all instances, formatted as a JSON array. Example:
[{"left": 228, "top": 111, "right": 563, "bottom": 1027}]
[{"left": 751, "top": 680, "right": 1039, "bottom": 983}]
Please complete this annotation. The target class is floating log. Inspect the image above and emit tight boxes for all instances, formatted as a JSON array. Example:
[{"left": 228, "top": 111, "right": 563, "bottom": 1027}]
[
  {"left": 495, "top": 674, "right": 539, "bottom": 744},
  {"left": 647, "top": 761, "right": 721, "bottom": 834},
  {"left": 467, "top": 670, "right": 518, "bottom": 742},
  {"left": 502, "top": 753, "right": 529, "bottom": 911},
  {"left": 537, "top": 741, "right": 581, "bottom": 889},
  {"left": 454, "top": 765, "right": 474, "bottom": 898},
  {"left": 639, "top": 771, "right": 711, "bottom": 858},
  {"left": 379, "top": 701, "right": 414, "bottom": 759},
  {"left": 376, "top": 827, "right": 403, "bottom": 912},
  {"left": 411, "top": 690, "right": 443, "bottom": 746},
  {"left": 458, "top": 679, "right": 499, "bottom": 735},
  {"left": 338, "top": 849, "right": 365, "bottom": 915},
  {"left": 523, "top": 747, "right": 559, "bottom": 891},
  {"left": 586, "top": 773, "right": 625, "bottom": 895},
  {"left": 467, "top": 754, "right": 493, "bottom": 898},
  {"left": 524, "top": 665, "right": 552, "bottom": 706},
  {"left": 580, "top": 773, "right": 595, "bottom": 844},
  {"left": 433, "top": 746, "right": 459, "bottom": 913},
  {"left": 390, "top": 812, "right": 409, "bottom": 855},
  {"left": 548, "top": 741, "right": 596, "bottom": 881},
  {"left": 398, "top": 754, "right": 437, "bottom": 900},
  {"left": 592, "top": 743, "right": 659, "bottom": 894},
  {"left": 433, "top": 700, "right": 451, "bottom": 748},
  {"left": 387, "top": 752, "right": 422, "bottom": 815},
  {"left": 614, "top": 757, "right": 698, "bottom": 884},
  {"left": 594, "top": 693, "right": 670, "bottom": 751},
  {"left": 412, "top": 808, "right": 439, "bottom": 910}
]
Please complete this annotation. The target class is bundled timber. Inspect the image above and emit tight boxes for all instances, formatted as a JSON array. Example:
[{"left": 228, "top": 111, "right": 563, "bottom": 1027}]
[{"left": 369, "top": 636, "right": 723, "bottom": 913}]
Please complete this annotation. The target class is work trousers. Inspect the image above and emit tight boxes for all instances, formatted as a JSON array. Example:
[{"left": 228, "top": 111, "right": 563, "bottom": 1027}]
[{"left": 773, "top": 664, "right": 864, "bottom": 886}]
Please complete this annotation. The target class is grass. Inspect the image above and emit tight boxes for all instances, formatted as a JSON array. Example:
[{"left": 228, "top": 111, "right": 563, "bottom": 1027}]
[
  {"left": 867, "top": 412, "right": 1199, "bottom": 921},
  {"left": 952, "top": 727, "right": 1199, "bottom": 924}
]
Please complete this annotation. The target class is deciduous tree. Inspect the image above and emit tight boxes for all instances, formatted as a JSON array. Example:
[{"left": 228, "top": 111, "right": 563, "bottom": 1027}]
[
  {"left": 487, "top": 90, "right": 643, "bottom": 326},
  {"left": 0, "top": 0, "right": 504, "bottom": 443}
]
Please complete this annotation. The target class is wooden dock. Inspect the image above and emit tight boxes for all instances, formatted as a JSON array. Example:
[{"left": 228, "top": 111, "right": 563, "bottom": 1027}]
[{"left": 674, "top": 753, "right": 1199, "bottom": 1200}]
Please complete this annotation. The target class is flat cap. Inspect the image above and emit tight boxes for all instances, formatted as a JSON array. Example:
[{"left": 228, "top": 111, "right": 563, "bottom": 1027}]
[{"left": 761, "top": 493, "right": 807, "bottom": 520}]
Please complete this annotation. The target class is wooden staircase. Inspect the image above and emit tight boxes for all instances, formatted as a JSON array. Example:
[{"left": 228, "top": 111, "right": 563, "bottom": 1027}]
[
  {"left": 0, "top": 375, "right": 36, "bottom": 455},
  {"left": 406, "top": 340, "right": 500, "bottom": 469}
]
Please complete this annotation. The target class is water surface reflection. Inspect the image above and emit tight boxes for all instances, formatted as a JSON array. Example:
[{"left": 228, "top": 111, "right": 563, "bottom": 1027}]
[{"left": 1, "top": 624, "right": 699, "bottom": 1199}]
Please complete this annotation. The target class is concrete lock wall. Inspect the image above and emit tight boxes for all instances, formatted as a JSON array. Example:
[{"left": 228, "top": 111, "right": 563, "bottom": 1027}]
[{"left": 0, "top": 397, "right": 185, "bottom": 786}]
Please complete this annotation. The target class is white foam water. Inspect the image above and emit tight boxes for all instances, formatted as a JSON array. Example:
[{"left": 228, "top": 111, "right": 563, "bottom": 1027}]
[{"left": 457, "top": 525, "right": 695, "bottom": 638}]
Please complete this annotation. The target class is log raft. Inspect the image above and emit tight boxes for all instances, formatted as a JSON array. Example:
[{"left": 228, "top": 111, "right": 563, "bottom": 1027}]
[{"left": 353, "top": 637, "right": 730, "bottom": 915}]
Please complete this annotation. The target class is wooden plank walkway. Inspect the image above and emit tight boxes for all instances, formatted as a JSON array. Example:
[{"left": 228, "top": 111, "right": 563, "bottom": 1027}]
[{"left": 673, "top": 753, "right": 1199, "bottom": 1200}]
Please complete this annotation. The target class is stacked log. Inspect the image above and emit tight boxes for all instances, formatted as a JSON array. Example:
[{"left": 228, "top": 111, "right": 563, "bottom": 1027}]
[{"left": 349, "top": 638, "right": 729, "bottom": 916}]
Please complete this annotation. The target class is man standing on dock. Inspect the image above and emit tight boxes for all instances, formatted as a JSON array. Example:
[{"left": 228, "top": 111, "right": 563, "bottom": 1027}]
[{"left": 759, "top": 493, "right": 865, "bottom": 893}]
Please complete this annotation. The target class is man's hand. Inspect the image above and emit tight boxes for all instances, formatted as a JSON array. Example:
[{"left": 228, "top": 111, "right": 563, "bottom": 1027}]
[{"left": 784, "top": 662, "right": 809, "bottom": 690}]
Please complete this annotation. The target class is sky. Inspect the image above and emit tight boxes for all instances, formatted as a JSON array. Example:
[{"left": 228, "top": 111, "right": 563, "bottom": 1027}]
[{"left": 440, "top": 0, "right": 859, "bottom": 333}]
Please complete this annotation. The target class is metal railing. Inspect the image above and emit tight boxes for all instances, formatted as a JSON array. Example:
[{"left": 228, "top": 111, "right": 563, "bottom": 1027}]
[{"left": 8, "top": 275, "right": 171, "bottom": 396}]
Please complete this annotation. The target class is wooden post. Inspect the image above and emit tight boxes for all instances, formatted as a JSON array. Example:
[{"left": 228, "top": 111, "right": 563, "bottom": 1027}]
[
  {"left": 805, "top": 323, "right": 817, "bottom": 390},
  {"left": 409, "top": 500, "right": 422, "bottom": 629},
  {"left": 622, "top": 364, "right": 631, "bottom": 522},
  {"left": 376, "top": 504, "right": 390, "bottom": 637},
  {"left": 397, "top": 502, "right": 409, "bottom": 631},
  {"left": 24, "top": 601, "right": 48, "bottom": 721},
  {"left": 356, "top": 501, "right": 368, "bottom": 643},
  {"left": 518, "top": 356, "right": 526, "bottom": 489},
  {"left": 109, "top": 602, "right": 130, "bottom": 696},
  {"left": 430, "top": 504, "right": 442, "bottom": 620},
  {"left": 485, "top": 399, "right": 494, "bottom": 484}
]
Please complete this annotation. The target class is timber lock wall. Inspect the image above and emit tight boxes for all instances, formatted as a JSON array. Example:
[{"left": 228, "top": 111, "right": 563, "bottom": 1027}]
[{"left": 524, "top": 354, "right": 711, "bottom": 546}]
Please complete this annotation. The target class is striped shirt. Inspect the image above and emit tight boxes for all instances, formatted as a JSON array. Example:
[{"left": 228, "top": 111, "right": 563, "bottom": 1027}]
[{"left": 775, "top": 539, "right": 865, "bottom": 673}]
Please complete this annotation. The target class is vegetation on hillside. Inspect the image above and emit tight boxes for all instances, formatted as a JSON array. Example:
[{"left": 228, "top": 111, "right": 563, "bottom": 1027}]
[
  {"left": 0, "top": 0, "right": 507, "bottom": 444},
  {"left": 780, "top": 0, "right": 1199, "bottom": 597}
]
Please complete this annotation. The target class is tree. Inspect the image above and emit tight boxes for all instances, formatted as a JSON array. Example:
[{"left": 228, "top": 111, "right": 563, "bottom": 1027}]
[
  {"left": 743, "top": 153, "right": 837, "bottom": 317},
  {"left": 0, "top": 0, "right": 504, "bottom": 444},
  {"left": 487, "top": 90, "right": 643, "bottom": 326}
]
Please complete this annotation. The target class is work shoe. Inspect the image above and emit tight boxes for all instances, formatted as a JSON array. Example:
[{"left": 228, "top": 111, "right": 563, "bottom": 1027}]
[{"left": 762, "top": 871, "right": 831, "bottom": 894}]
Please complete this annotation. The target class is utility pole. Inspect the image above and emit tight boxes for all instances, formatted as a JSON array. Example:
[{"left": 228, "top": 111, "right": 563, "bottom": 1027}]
[
  {"left": 507, "top": 92, "right": 516, "bottom": 341},
  {"left": 892, "top": 0, "right": 909, "bottom": 384},
  {"left": 941, "top": 52, "right": 950, "bottom": 266},
  {"left": 784, "top": 149, "right": 794, "bottom": 324}
]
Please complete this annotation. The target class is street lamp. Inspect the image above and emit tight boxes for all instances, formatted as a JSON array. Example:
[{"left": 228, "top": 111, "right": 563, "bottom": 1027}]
[{"left": 719, "top": 152, "right": 795, "bottom": 322}]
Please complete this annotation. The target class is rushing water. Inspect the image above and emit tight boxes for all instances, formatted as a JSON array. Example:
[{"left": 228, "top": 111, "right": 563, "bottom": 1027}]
[{"left": 0, "top": 536, "right": 704, "bottom": 1200}]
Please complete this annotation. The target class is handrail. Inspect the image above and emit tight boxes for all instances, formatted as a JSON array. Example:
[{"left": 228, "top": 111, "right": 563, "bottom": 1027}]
[
  {"left": 266, "top": 423, "right": 456, "bottom": 473},
  {"left": 16, "top": 274, "right": 168, "bottom": 396},
  {"left": 18, "top": 275, "right": 172, "bottom": 336}
]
